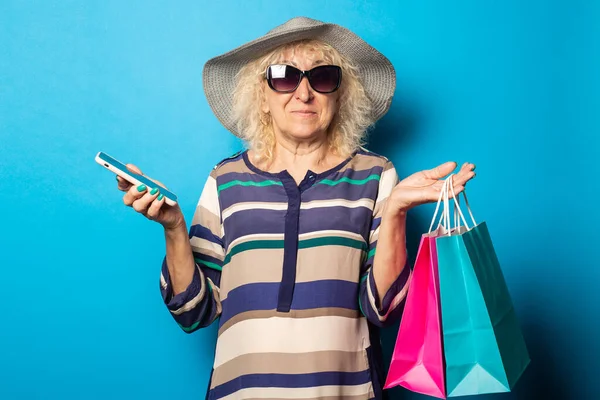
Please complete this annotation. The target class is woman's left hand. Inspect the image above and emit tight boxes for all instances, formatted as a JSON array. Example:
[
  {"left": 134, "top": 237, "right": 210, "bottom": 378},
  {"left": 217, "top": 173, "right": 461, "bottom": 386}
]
[{"left": 385, "top": 161, "right": 476, "bottom": 216}]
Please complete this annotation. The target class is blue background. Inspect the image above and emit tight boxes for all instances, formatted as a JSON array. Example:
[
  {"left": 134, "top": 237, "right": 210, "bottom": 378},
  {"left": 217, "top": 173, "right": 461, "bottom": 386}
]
[{"left": 1, "top": 1, "right": 597, "bottom": 399}]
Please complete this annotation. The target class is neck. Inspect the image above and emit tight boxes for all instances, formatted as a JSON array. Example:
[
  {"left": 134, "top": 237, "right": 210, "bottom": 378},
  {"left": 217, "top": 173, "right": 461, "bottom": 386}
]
[
  {"left": 250, "top": 129, "right": 344, "bottom": 183},
  {"left": 272, "top": 132, "right": 329, "bottom": 171}
]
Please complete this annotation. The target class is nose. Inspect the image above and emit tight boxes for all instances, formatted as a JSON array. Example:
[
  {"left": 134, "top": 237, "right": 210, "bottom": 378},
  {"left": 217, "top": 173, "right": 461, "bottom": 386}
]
[{"left": 294, "top": 76, "right": 313, "bottom": 102}]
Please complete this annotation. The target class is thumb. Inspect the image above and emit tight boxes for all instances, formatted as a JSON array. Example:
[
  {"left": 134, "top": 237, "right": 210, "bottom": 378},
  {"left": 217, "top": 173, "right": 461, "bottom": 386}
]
[
  {"left": 424, "top": 161, "right": 457, "bottom": 179},
  {"left": 151, "top": 179, "right": 168, "bottom": 190},
  {"left": 126, "top": 163, "right": 168, "bottom": 189},
  {"left": 126, "top": 163, "right": 143, "bottom": 175},
  {"left": 125, "top": 163, "right": 168, "bottom": 189}
]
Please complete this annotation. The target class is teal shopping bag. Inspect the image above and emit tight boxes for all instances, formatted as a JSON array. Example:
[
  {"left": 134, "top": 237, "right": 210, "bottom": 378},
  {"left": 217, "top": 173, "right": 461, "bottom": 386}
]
[{"left": 435, "top": 179, "right": 530, "bottom": 397}]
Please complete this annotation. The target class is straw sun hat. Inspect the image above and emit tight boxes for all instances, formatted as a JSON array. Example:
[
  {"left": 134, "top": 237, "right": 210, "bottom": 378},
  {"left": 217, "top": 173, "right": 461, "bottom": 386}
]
[{"left": 202, "top": 16, "right": 396, "bottom": 137}]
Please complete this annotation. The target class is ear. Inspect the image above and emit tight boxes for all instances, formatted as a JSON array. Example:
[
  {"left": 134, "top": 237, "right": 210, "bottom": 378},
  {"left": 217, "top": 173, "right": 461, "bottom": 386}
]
[{"left": 261, "top": 100, "right": 270, "bottom": 114}]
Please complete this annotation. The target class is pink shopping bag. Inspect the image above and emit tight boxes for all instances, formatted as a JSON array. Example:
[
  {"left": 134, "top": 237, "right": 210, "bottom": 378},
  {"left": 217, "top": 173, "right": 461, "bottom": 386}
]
[{"left": 384, "top": 233, "right": 446, "bottom": 399}]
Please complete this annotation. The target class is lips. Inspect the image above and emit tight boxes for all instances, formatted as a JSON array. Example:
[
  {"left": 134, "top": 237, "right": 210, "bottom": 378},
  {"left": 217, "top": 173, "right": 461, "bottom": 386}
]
[{"left": 291, "top": 110, "right": 317, "bottom": 115}]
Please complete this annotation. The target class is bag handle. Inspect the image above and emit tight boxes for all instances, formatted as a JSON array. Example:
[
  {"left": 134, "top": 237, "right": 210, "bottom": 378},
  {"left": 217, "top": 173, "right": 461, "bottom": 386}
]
[
  {"left": 428, "top": 174, "right": 478, "bottom": 235},
  {"left": 444, "top": 175, "right": 469, "bottom": 235},
  {"left": 447, "top": 175, "right": 477, "bottom": 231},
  {"left": 428, "top": 177, "right": 450, "bottom": 234}
]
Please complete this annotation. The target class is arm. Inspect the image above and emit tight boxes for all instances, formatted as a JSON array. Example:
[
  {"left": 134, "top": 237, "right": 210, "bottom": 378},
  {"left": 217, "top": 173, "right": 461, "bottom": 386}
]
[
  {"left": 160, "top": 172, "right": 224, "bottom": 333},
  {"left": 372, "top": 209, "right": 409, "bottom": 299},
  {"left": 359, "top": 162, "right": 411, "bottom": 327},
  {"left": 164, "top": 223, "right": 195, "bottom": 296},
  {"left": 359, "top": 159, "right": 477, "bottom": 327}
]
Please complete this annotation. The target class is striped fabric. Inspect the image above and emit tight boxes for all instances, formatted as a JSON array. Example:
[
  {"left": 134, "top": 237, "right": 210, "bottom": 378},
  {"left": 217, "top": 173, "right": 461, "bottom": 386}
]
[{"left": 160, "top": 148, "right": 412, "bottom": 400}]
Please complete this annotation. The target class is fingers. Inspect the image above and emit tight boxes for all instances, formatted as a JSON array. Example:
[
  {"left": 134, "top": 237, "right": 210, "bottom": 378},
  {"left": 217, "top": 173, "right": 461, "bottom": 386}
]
[
  {"left": 431, "top": 162, "right": 475, "bottom": 193},
  {"left": 425, "top": 161, "right": 457, "bottom": 180},
  {"left": 125, "top": 163, "right": 168, "bottom": 189},
  {"left": 150, "top": 179, "right": 168, "bottom": 190},
  {"left": 115, "top": 164, "right": 143, "bottom": 192},
  {"left": 116, "top": 162, "right": 168, "bottom": 192},
  {"left": 146, "top": 193, "right": 167, "bottom": 219},
  {"left": 450, "top": 184, "right": 465, "bottom": 196},
  {"left": 425, "top": 162, "right": 476, "bottom": 191},
  {"left": 123, "top": 184, "right": 150, "bottom": 207},
  {"left": 453, "top": 162, "right": 476, "bottom": 186},
  {"left": 445, "top": 163, "right": 475, "bottom": 198},
  {"left": 117, "top": 175, "right": 166, "bottom": 192},
  {"left": 460, "top": 162, "right": 476, "bottom": 173},
  {"left": 132, "top": 188, "right": 161, "bottom": 215},
  {"left": 116, "top": 162, "right": 169, "bottom": 220},
  {"left": 116, "top": 175, "right": 132, "bottom": 192},
  {"left": 122, "top": 178, "right": 167, "bottom": 223}
]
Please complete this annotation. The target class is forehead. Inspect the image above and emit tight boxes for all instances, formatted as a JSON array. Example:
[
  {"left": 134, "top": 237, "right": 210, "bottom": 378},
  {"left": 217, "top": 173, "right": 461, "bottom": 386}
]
[{"left": 274, "top": 45, "right": 331, "bottom": 68}]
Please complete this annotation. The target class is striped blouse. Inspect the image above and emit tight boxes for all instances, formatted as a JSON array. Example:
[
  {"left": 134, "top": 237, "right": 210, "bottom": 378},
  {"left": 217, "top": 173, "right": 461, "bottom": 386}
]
[{"left": 160, "top": 148, "right": 412, "bottom": 400}]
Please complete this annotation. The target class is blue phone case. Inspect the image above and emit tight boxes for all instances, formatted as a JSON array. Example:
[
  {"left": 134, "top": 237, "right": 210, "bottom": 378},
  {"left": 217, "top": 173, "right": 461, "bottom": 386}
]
[{"left": 96, "top": 152, "right": 178, "bottom": 203}]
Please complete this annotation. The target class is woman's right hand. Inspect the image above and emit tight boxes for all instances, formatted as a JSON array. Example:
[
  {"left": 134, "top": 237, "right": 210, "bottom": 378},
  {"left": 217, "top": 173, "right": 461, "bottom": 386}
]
[{"left": 117, "top": 164, "right": 185, "bottom": 231}]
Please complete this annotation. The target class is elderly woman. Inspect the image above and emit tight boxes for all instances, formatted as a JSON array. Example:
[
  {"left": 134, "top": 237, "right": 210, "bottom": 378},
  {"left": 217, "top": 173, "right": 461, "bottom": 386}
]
[{"left": 118, "top": 17, "right": 474, "bottom": 400}]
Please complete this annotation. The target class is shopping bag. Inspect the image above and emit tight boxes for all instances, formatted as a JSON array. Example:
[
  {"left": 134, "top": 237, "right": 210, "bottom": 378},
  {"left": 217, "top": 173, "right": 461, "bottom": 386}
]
[
  {"left": 383, "top": 234, "right": 446, "bottom": 398},
  {"left": 384, "top": 179, "right": 455, "bottom": 398},
  {"left": 436, "top": 178, "right": 530, "bottom": 397}
]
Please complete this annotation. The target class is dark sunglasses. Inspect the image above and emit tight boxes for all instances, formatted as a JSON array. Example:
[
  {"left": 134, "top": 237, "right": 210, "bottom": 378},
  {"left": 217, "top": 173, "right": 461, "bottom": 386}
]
[{"left": 265, "top": 64, "right": 342, "bottom": 94}]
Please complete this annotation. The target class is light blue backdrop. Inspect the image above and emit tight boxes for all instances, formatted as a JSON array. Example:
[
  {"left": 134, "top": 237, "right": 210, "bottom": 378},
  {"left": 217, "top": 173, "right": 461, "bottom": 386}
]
[{"left": 1, "top": 1, "right": 597, "bottom": 399}]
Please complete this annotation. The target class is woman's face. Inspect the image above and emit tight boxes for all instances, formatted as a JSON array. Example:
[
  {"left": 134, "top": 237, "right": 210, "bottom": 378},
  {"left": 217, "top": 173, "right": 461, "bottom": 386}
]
[{"left": 261, "top": 49, "right": 339, "bottom": 143}]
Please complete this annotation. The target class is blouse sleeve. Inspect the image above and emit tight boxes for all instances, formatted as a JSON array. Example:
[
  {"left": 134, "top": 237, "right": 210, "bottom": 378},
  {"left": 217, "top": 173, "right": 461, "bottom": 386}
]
[
  {"left": 358, "top": 161, "right": 411, "bottom": 327},
  {"left": 160, "top": 170, "right": 224, "bottom": 333}
]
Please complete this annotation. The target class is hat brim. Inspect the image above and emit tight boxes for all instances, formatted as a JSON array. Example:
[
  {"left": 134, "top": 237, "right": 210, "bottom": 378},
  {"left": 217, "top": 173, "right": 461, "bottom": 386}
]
[{"left": 202, "top": 18, "right": 396, "bottom": 137}]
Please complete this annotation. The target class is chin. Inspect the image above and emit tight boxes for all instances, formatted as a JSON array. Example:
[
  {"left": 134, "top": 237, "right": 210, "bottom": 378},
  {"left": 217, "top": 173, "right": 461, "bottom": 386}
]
[{"left": 286, "top": 126, "right": 327, "bottom": 140}]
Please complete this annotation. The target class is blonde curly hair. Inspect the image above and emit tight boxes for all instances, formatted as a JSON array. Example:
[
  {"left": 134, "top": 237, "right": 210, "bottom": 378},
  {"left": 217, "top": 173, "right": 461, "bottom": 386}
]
[{"left": 232, "top": 39, "right": 374, "bottom": 164}]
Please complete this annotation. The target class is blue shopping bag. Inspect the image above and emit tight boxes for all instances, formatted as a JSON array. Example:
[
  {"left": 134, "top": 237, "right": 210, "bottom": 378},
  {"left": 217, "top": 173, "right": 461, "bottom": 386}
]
[{"left": 435, "top": 178, "right": 530, "bottom": 397}]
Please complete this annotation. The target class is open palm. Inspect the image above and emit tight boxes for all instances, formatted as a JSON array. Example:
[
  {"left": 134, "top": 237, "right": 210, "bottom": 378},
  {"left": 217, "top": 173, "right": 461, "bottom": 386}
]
[{"left": 388, "top": 161, "right": 476, "bottom": 213}]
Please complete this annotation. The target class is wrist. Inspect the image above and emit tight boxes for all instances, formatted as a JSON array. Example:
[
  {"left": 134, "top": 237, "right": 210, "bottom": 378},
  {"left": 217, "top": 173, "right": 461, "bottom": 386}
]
[
  {"left": 382, "top": 202, "right": 409, "bottom": 221},
  {"left": 164, "top": 220, "right": 187, "bottom": 238}
]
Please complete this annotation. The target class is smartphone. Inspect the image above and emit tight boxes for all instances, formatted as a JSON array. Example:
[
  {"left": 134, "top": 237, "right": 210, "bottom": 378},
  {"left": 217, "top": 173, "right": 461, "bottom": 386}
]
[{"left": 95, "top": 151, "right": 178, "bottom": 206}]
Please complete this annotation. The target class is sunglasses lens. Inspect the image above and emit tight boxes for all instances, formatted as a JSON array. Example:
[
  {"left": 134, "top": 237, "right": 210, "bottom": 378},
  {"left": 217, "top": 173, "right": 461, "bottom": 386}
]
[
  {"left": 268, "top": 65, "right": 301, "bottom": 92},
  {"left": 309, "top": 66, "right": 341, "bottom": 93}
]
